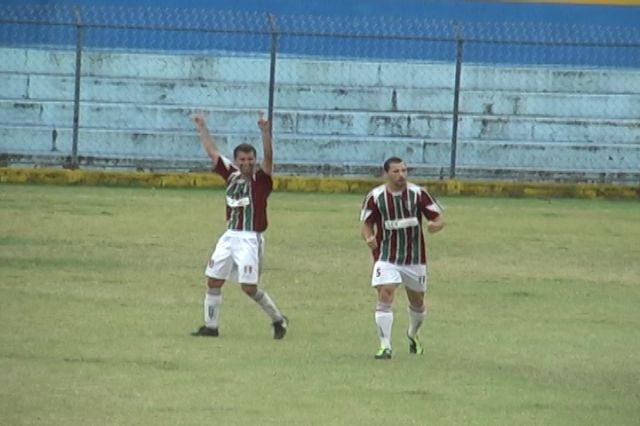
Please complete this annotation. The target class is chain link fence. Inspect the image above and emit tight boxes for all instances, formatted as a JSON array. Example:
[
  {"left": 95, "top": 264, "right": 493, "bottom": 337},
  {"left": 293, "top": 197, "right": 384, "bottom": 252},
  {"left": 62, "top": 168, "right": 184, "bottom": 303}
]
[{"left": 1, "top": 5, "right": 639, "bottom": 181}]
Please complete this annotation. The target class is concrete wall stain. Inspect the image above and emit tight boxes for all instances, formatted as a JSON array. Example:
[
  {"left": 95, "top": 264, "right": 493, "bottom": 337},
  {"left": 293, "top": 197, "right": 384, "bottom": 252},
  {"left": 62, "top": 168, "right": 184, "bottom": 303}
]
[
  {"left": 13, "top": 102, "right": 38, "bottom": 109},
  {"left": 51, "top": 129, "right": 58, "bottom": 152}
]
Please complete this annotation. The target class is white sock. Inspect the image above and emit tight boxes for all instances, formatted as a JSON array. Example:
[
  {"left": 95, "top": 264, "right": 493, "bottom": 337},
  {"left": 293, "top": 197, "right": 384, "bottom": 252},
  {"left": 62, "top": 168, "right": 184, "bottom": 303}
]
[
  {"left": 408, "top": 305, "right": 426, "bottom": 338},
  {"left": 251, "top": 289, "right": 283, "bottom": 322},
  {"left": 204, "top": 288, "right": 222, "bottom": 329},
  {"left": 375, "top": 303, "right": 393, "bottom": 349}
]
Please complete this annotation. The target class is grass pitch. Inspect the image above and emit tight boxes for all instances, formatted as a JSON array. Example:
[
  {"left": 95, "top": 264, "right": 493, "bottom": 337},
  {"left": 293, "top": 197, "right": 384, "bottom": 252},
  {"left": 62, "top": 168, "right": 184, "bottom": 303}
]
[{"left": 1, "top": 184, "right": 639, "bottom": 426}]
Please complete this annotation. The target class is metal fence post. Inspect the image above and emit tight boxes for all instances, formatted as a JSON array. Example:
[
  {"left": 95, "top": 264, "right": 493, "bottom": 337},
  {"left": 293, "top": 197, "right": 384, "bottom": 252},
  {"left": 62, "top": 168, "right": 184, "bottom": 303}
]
[
  {"left": 267, "top": 14, "right": 278, "bottom": 137},
  {"left": 449, "top": 23, "right": 464, "bottom": 180},
  {"left": 70, "top": 7, "right": 84, "bottom": 169}
]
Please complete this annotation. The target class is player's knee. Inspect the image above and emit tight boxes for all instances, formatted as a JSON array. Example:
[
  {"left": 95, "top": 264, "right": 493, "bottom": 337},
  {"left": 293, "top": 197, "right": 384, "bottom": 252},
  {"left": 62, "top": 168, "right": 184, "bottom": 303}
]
[
  {"left": 241, "top": 284, "right": 257, "bottom": 297},
  {"left": 207, "top": 277, "right": 225, "bottom": 289},
  {"left": 406, "top": 289, "right": 425, "bottom": 309},
  {"left": 376, "top": 302, "right": 392, "bottom": 313},
  {"left": 377, "top": 287, "right": 395, "bottom": 304},
  {"left": 409, "top": 301, "right": 425, "bottom": 312}
]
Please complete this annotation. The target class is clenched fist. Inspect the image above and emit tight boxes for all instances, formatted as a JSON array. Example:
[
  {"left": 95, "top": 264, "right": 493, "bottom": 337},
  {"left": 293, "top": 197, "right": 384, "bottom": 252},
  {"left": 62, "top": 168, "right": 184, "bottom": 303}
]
[
  {"left": 257, "top": 111, "right": 270, "bottom": 133},
  {"left": 193, "top": 112, "right": 207, "bottom": 129}
]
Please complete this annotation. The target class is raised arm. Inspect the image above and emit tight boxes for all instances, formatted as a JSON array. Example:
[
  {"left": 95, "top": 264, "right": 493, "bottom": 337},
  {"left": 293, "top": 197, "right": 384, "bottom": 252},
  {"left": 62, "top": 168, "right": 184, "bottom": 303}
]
[
  {"left": 257, "top": 112, "right": 273, "bottom": 175},
  {"left": 193, "top": 112, "right": 220, "bottom": 165}
]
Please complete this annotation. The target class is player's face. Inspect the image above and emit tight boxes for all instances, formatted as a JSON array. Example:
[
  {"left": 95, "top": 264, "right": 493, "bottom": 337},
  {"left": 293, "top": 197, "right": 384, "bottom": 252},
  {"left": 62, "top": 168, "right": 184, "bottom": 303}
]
[
  {"left": 235, "top": 151, "right": 256, "bottom": 176},
  {"left": 385, "top": 161, "right": 408, "bottom": 189}
]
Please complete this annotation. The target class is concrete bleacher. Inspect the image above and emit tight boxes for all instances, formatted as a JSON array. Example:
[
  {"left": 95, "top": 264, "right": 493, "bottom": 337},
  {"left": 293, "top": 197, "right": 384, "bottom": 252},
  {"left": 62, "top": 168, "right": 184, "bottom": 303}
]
[{"left": 0, "top": 46, "right": 638, "bottom": 182}]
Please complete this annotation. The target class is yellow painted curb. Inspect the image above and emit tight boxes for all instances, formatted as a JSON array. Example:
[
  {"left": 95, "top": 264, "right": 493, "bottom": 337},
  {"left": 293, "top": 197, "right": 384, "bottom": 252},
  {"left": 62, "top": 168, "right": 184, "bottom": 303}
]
[
  {"left": 0, "top": 167, "right": 225, "bottom": 188},
  {"left": 1, "top": 167, "right": 638, "bottom": 200},
  {"left": 424, "top": 180, "right": 640, "bottom": 200}
]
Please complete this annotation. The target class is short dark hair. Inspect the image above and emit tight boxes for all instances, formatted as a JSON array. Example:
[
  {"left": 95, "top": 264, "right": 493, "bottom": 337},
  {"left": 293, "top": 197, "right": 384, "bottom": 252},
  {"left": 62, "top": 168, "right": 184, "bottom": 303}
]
[
  {"left": 233, "top": 143, "right": 257, "bottom": 159},
  {"left": 383, "top": 156, "right": 404, "bottom": 172}
]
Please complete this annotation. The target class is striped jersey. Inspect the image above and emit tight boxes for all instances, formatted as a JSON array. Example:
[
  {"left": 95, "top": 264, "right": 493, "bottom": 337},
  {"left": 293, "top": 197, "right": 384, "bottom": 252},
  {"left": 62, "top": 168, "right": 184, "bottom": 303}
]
[
  {"left": 214, "top": 155, "right": 273, "bottom": 232},
  {"left": 360, "top": 183, "right": 442, "bottom": 265}
]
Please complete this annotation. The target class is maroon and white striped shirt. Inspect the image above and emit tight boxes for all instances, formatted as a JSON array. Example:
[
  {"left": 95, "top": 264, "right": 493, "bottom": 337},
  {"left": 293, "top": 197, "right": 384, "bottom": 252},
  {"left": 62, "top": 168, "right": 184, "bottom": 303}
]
[
  {"left": 360, "top": 183, "right": 441, "bottom": 265},
  {"left": 214, "top": 156, "right": 272, "bottom": 232}
]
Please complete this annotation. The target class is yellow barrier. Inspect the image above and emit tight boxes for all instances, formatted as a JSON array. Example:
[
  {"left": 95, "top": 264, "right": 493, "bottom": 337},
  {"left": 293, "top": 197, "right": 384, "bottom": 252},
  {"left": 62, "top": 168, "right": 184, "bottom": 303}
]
[
  {"left": 0, "top": 167, "right": 638, "bottom": 200},
  {"left": 0, "top": 167, "right": 225, "bottom": 188}
]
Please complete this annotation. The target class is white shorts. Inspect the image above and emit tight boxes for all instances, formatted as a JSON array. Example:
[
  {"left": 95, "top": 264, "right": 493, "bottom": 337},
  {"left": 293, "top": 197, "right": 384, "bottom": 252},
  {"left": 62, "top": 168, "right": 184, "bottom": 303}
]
[
  {"left": 205, "top": 230, "right": 264, "bottom": 285},
  {"left": 371, "top": 260, "right": 427, "bottom": 293}
]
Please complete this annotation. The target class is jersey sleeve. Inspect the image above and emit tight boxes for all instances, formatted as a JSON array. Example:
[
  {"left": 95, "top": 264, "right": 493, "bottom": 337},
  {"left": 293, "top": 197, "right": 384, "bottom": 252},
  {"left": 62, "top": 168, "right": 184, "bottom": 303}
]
[
  {"left": 419, "top": 188, "right": 442, "bottom": 221},
  {"left": 255, "top": 168, "right": 273, "bottom": 195},
  {"left": 213, "top": 155, "right": 236, "bottom": 180},
  {"left": 360, "top": 192, "right": 380, "bottom": 224}
]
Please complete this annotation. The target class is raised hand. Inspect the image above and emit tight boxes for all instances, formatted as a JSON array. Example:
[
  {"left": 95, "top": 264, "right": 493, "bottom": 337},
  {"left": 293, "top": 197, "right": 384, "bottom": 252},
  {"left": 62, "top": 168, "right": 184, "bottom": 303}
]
[
  {"left": 192, "top": 112, "right": 219, "bottom": 164},
  {"left": 257, "top": 111, "right": 270, "bottom": 133},
  {"left": 193, "top": 112, "right": 207, "bottom": 129}
]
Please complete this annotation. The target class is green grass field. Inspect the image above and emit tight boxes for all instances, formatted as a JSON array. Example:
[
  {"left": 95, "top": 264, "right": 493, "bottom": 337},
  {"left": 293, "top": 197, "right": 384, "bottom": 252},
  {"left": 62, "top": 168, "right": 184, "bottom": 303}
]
[{"left": 1, "top": 184, "right": 639, "bottom": 426}]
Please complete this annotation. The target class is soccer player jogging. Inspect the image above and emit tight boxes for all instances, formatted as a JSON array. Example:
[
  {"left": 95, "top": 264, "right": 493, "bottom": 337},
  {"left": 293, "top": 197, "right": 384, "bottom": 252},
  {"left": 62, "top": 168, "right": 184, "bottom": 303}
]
[
  {"left": 360, "top": 157, "right": 444, "bottom": 359},
  {"left": 191, "top": 112, "right": 288, "bottom": 339}
]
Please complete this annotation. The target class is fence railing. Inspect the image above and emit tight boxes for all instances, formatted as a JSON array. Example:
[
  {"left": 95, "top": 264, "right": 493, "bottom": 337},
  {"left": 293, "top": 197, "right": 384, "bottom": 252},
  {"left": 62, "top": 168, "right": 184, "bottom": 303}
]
[{"left": 1, "top": 5, "right": 639, "bottom": 181}]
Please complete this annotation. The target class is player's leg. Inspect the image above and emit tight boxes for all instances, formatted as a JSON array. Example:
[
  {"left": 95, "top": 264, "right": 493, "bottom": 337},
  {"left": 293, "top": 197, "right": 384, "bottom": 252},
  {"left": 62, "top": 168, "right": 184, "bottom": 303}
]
[
  {"left": 241, "top": 283, "right": 288, "bottom": 339},
  {"left": 237, "top": 234, "right": 288, "bottom": 339},
  {"left": 200, "top": 277, "right": 225, "bottom": 334},
  {"left": 193, "top": 276, "right": 226, "bottom": 337},
  {"left": 193, "top": 236, "right": 233, "bottom": 337},
  {"left": 405, "top": 288, "right": 426, "bottom": 354},
  {"left": 402, "top": 265, "right": 427, "bottom": 354},
  {"left": 375, "top": 284, "right": 396, "bottom": 359},
  {"left": 372, "top": 261, "right": 402, "bottom": 359}
]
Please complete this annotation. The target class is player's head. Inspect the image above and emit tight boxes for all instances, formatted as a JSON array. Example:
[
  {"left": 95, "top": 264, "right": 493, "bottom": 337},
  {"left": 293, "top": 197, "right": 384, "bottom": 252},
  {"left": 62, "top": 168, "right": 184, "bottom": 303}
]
[
  {"left": 233, "top": 143, "right": 257, "bottom": 176},
  {"left": 383, "top": 157, "right": 408, "bottom": 189}
]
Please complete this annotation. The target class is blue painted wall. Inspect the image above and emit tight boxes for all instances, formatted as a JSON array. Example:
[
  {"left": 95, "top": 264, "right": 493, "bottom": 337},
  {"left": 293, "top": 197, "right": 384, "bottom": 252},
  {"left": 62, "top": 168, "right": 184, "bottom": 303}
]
[
  {"left": 1, "top": 45, "right": 639, "bottom": 181},
  {"left": 2, "top": 1, "right": 639, "bottom": 67},
  {"left": 2, "top": 0, "right": 640, "bottom": 25},
  {"left": 1, "top": 1, "right": 638, "bottom": 180}
]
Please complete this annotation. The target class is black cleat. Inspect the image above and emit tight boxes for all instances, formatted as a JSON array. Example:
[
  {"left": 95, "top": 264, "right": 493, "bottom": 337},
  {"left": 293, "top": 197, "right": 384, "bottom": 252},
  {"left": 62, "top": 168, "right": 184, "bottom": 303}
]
[
  {"left": 374, "top": 347, "right": 393, "bottom": 360},
  {"left": 191, "top": 325, "right": 219, "bottom": 337},
  {"left": 273, "top": 316, "right": 288, "bottom": 340},
  {"left": 407, "top": 334, "right": 424, "bottom": 355}
]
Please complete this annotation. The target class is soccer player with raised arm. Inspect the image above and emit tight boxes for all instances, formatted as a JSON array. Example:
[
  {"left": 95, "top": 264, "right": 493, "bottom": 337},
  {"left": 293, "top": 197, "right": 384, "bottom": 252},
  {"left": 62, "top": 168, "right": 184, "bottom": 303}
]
[
  {"left": 360, "top": 157, "right": 444, "bottom": 359},
  {"left": 191, "top": 112, "right": 288, "bottom": 339}
]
